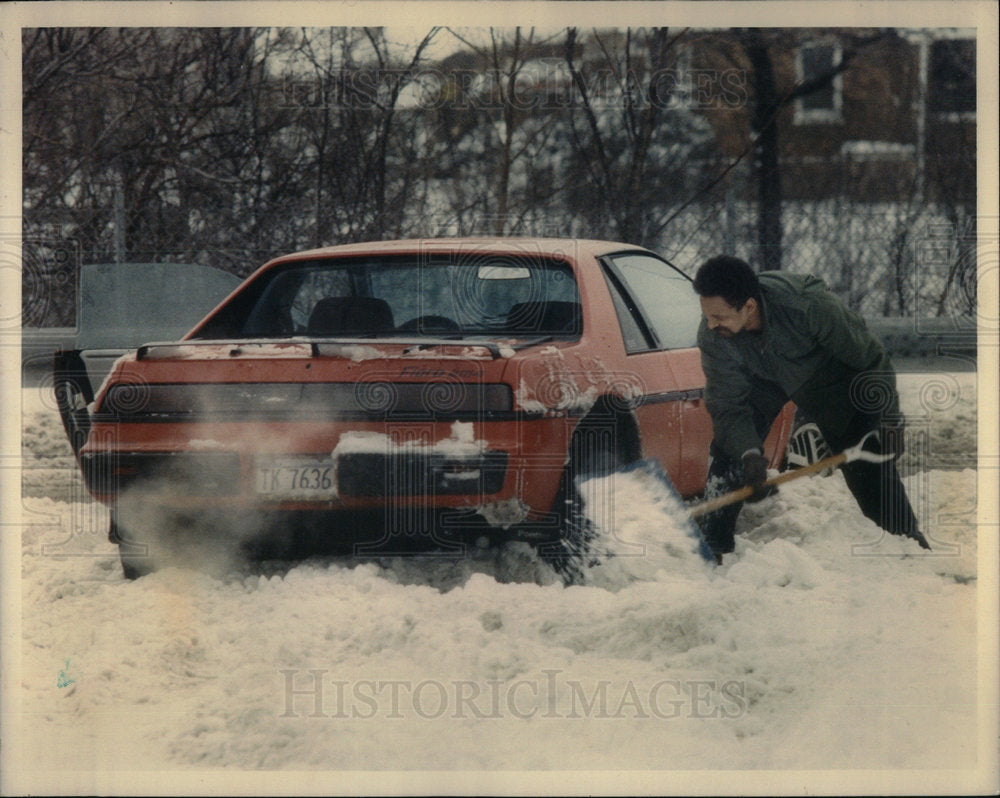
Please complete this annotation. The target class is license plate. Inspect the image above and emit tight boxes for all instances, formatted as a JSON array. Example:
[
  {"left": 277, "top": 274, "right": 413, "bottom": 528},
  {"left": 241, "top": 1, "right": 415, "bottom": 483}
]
[{"left": 256, "top": 457, "right": 335, "bottom": 498}]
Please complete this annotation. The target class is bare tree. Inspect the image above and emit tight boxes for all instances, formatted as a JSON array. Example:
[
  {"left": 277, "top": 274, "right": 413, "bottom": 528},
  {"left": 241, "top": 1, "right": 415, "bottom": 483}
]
[
  {"left": 562, "top": 27, "right": 717, "bottom": 247},
  {"left": 23, "top": 28, "right": 307, "bottom": 278},
  {"left": 281, "top": 27, "right": 441, "bottom": 243},
  {"left": 731, "top": 28, "right": 892, "bottom": 270},
  {"left": 424, "top": 27, "right": 569, "bottom": 236}
]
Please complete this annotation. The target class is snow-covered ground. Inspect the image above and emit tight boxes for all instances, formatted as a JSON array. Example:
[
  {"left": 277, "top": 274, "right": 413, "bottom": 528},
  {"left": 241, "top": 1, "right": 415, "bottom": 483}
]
[{"left": 7, "top": 365, "right": 997, "bottom": 795}]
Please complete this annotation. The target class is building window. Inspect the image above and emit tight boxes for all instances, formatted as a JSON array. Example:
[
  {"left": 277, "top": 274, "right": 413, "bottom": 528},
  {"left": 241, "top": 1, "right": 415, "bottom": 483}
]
[
  {"left": 929, "top": 38, "right": 975, "bottom": 119},
  {"left": 794, "top": 41, "right": 843, "bottom": 124}
]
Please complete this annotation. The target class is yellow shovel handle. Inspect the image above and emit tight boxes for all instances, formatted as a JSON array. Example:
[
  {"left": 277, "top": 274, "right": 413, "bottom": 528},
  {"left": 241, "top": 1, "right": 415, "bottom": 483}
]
[{"left": 688, "top": 451, "right": 849, "bottom": 519}]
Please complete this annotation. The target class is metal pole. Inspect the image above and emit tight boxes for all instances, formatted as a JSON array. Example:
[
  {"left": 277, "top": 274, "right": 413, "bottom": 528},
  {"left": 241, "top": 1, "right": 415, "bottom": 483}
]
[{"left": 113, "top": 175, "right": 126, "bottom": 265}]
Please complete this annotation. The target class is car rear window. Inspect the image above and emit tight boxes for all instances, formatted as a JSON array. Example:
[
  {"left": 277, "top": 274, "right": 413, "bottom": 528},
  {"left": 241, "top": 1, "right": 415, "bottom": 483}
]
[{"left": 235, "top": 255, "right": 582, "bottom": 339}]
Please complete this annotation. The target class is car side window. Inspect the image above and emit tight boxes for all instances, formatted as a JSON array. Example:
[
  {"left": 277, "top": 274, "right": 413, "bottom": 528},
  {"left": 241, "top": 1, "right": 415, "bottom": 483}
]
[
  {"left": 606, "top": 254, "right": 701, "bottom": 350},
  {"left": 602, "top": 269, "right": 652, "bottom": 354}
]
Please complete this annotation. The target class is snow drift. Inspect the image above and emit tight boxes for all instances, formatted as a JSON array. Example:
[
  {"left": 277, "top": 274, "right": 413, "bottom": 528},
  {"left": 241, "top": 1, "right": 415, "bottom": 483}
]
[{"left": 9, "top": 369, "right": 994, "bottom": 795}]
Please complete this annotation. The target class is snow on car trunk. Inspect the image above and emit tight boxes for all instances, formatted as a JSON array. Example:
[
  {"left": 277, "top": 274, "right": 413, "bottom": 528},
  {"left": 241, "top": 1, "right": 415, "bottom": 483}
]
[{"left": 10, "top": 368, "right": 991, "bottom": 793}]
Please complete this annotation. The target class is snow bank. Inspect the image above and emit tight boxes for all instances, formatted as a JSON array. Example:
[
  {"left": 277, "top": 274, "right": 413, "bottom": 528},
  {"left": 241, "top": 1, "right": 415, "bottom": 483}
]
[{"left": 8, "top": 370, "right": 993, "bottom": 794}]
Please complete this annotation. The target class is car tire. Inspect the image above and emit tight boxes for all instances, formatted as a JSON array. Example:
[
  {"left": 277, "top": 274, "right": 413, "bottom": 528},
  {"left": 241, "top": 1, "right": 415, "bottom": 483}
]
[
  {"left": 540, "top": 409, "right": 634, "bottom": 583},
  {"left": 119, "top": 545, "right": 155, "bottom": 581},
  {"left": 110, "top": 514, "right": 156, "bottom": 580}
]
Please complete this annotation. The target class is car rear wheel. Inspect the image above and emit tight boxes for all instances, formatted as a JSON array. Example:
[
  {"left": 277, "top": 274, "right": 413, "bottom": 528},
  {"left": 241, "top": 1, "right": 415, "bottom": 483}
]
[
  {"left": 540, "top": 407, "right": 636, "bottom": 582},
  {"left": 110, "top": 514, "right": 156, "bottom": 580}
]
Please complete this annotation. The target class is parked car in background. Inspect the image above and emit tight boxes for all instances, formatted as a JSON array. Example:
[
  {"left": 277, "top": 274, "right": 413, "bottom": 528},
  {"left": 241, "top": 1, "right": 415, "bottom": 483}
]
[{"left": 57, "top": 239, "right": 795, "bottom": 578}]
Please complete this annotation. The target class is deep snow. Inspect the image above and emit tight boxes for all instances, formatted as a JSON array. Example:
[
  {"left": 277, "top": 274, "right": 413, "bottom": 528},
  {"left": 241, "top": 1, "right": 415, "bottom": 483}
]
[{"left": 7, "top": 366, "right": 998, "bottom": 794}]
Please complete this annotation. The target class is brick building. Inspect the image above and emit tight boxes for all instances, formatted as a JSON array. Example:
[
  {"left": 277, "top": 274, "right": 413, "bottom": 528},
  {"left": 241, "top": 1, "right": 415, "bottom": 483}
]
[{"left": 690, "top": 28, "right": 975, "bottom": 203}]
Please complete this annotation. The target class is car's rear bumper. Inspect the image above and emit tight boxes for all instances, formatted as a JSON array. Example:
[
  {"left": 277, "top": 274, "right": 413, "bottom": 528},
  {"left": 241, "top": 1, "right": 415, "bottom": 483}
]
[
  {"left": 80, "top": 418, "right": 571, "bottom": 523},
  {"left": 81, "top": 448, "right": 511, "bottom": 500}
]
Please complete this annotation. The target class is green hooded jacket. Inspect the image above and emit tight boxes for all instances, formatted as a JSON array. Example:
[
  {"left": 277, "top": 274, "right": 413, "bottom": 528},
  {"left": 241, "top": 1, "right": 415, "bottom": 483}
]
[{"left": 697, "top": 272, "right": 899, "bottom": 460}]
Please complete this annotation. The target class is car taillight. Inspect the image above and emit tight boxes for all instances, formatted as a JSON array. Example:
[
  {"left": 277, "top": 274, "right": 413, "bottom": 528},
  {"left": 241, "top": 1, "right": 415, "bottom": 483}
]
[
  {"left": 99, "top": 382, "right": 514, "bottom": 420},
  {"left": 101, "top": 383, "right": 303, "bottom": 417},
  {"left": 313, "top": 383, "right": 513, "bottom": 416}
]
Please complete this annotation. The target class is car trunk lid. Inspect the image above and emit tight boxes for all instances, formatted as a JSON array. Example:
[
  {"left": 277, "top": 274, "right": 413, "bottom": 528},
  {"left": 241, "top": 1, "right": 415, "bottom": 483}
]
[{"left": 97, "top": 340, "right": 525, "bottom": 420}]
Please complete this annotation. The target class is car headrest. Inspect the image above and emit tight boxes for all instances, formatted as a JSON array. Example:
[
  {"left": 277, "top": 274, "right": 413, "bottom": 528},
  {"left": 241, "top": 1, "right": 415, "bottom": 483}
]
[
  {"left": 307, "top": 297, "right": 395, "bottom": 336},
  {"left": 505, "top": 300, "right": 581, "bottom": 334}
]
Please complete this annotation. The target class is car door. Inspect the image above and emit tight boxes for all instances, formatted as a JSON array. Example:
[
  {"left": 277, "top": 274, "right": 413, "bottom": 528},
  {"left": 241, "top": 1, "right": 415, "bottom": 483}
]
[{"left": 600, "top": 252, "right": 711, "bottom": 497}]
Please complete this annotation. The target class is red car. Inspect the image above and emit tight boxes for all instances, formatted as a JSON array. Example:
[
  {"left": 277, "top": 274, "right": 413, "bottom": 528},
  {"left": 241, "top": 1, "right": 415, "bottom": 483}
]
[{"left": 60, "top": 239, "right": 793, "bottom": 578}]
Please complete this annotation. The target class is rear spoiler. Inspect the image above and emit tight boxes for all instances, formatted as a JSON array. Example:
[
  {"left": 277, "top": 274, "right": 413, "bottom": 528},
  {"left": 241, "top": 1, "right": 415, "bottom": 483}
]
[{"left": 136, "top": 336, "right": 557, "bottom": 361}]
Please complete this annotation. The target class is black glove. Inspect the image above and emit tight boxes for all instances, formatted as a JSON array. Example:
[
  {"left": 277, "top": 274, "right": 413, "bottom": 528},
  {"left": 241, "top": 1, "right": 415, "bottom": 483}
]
[
  {"left": 742, "top": 451, "right": 776, "bottom": 503},
  {"left": 880, "top": 422, "right": 906, "bottom": 461}
]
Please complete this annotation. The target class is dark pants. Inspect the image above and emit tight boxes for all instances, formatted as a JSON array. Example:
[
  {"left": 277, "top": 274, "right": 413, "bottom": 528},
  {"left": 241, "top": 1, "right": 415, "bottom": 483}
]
[{"left": 698, "top": 376, "right": 924, "bottom": 556}]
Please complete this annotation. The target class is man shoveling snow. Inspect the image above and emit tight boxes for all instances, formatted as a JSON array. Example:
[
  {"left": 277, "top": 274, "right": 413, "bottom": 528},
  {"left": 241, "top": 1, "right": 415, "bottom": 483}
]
[{"left": 692, "top": 255, "right": 931, "bottom": 563}]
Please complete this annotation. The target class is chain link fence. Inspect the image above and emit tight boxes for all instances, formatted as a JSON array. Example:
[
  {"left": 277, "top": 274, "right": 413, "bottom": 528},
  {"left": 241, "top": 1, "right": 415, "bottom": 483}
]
[
  {"left": 20, "top": 27, "right": 978, "bottom": 333},
  {"left": 20, "top": 191, "right": 978, "bottom": 331},
  {"left": 658, "top": 196, "right": 978, "bottom": 321}
]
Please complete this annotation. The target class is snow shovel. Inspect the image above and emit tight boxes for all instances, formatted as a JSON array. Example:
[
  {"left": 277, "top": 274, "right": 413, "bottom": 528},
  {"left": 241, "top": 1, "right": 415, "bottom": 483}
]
[
  {"left": 573, "top": 431, "right": 904, "bottom": 574},
  {"left": 688, "top": 429, "right": 894, "bottom": 519}
]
